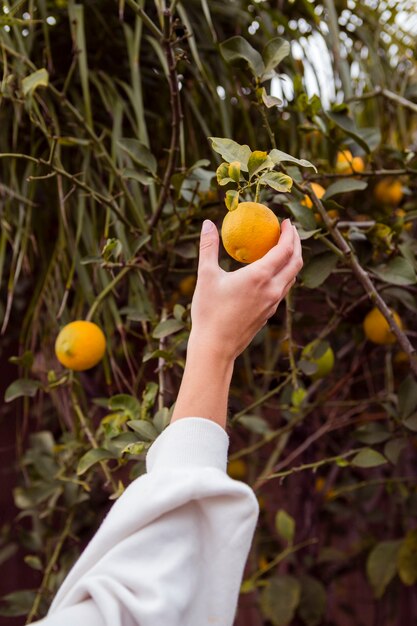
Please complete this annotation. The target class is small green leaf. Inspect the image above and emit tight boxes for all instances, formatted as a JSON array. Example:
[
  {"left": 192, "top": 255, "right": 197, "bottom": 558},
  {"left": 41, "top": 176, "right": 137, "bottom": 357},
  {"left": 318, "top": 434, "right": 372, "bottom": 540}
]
[
  {"left": 152, "top": 319, "right": 185, "bottom": 339},
  {"left": 261, "top": 88, "right": 282, "bottom": 108},
  {"left": 77, "top": 448, "right": 115, "bottom": 475},
  {"left": 259, "top": 171, "right": 293, "bottom": 192},
  {"left": 354, "top": 423, "right": 390, "bottom": 445},
  {"left": 262, "top": 37, "right": 290, "bottom": 78},
  {"left": 323, "top": 179, "right": 368, "bottom": 199},
  {"left": 261, "top": 576, "right": 301, "bottom": 626},
  {"left": 403, "top": 414, "right": 417, "bottom": 432},
  {"left": 300, "top": 252, "right": 339, "bottom": 289},
  {"left": 8, "top": 351, "right": 34, "bottom": 368},
  {"left": 275, "top": 509, "right": 295, "bottom": 544},
  {"left": 351, "top": 448, "right": 387, "bottom": 468},
  {"left": 127, "top": 420, "right": 159, "bottom": 441},
  {"left": 22, "top": 69, "right": 49, "bottom": 96},
  {"left": 238, "top": 415, "right": 272, "bottom": 435},
  {"left": 228, "top": 161, "right": 241, "bottom": 183},
  {"left": 225, "top": 189, "right": 239, "bottom": 211},
  {"left": 269, "top": 149, "right": 317, "bottom": 171},
  {"left": 216, "top": 162, "right": 230, "bottom": 184},
  {"left": 367, "top": 540, "right": 401, "bottom": 598},
  {"left": 220, "top": 35, "right": 265, "bottom": 78},
  {"left": 24, "top": 555, "right": 43, "bottom": 571},
  {"left": 248, "top": 151, "right": 273, "bottom": 179},
  {"left": 397, "top": 529, "right": 417, "bottom": 586},
  {"left": 117, "top": 138, "right": 157, "bottom": 175},
  {"left": 5, "top": 379, "right": 42, "bottom": 403},
  {"left": 108, "top": 394, "right": 141, "bottom": 419},
  {"left": 298, "top": 575, "right": 327, "bottom": 626},
  {"left": 372, "top": 257, "right": 417, "bottom": 286},
  {"left": 0, "top": 590, "right": 37, "bottom": 617},
  {"left": 384, "top": 438, "right": 408, "bottom": 465},
  {"left": 209, "top": 137, "right": 251, "bottom": 171}
]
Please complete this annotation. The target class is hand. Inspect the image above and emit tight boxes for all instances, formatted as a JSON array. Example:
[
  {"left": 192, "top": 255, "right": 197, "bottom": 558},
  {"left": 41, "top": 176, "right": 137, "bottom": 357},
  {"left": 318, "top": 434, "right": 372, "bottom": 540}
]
[{"left": 189, "top": 218, "right": 303, "bottom": 362}]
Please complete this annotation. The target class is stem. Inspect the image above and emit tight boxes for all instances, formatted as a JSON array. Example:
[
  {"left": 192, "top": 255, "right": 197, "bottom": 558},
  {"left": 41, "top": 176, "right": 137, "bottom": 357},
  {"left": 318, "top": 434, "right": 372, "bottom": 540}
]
[
  {"left": 323, "top": 0, "right": 352, "bottom": 100},
  {"left": 149, "top": 9, "right": 183, "bottom": 229},
  {"left": 25, "top": 511, "right": 75, "bottom": 623},
  {"left": 86, "top": 266, "right": 131, "bottom": 321}
]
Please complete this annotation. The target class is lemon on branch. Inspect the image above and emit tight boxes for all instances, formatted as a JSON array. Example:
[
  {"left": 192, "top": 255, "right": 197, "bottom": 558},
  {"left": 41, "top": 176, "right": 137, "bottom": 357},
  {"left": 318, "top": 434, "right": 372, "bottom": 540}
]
[
  {"left": 363, "top": 307, "right": 403, "bottom": 345},
  {"left": 55, "top": 320, "right": 106, "bottom": 371},
  {"left": 221, "top": 201, "right": 281, "bottom": 264}
]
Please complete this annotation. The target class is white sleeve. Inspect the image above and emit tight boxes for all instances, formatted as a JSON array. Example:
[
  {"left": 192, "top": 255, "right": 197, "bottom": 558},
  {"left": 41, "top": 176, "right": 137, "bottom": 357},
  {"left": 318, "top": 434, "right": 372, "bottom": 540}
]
[{"left": 33, "top": 417, "right": 259, "bottom": 626}]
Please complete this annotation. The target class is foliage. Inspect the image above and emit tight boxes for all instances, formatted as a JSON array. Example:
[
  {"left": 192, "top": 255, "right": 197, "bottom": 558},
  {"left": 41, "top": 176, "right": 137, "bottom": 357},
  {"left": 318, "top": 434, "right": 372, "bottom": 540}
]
[{"left": 1, "top": 0, "right": 417, "bottom": 624}]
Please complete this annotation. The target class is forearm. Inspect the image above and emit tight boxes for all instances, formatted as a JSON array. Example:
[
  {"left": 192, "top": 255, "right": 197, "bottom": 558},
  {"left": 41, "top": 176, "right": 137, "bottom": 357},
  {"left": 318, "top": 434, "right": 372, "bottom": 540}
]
[{"left": 170, "top": 331, "right": 235, "bottom": 429}]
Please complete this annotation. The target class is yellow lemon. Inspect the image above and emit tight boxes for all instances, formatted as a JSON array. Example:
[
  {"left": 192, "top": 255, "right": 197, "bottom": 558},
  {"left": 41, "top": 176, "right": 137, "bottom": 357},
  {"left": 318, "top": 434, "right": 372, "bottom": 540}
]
[
  {"left": 374, "top": 178, "right": 403, "bottom": 207},
  {"left": 301, "top": 182, "right": 326, "bottom": 209},
  {"left": 363, "top": 307, "right": 403, "bottom": 345},
  {"left": 227, "top": 459, "right": 247, "bottom": 480},
  {"left": 55, "top": 321, "right": 106, "bottom": 371},
  {"left": 221, "top": 202, "right": 281, "bottom": 264}
]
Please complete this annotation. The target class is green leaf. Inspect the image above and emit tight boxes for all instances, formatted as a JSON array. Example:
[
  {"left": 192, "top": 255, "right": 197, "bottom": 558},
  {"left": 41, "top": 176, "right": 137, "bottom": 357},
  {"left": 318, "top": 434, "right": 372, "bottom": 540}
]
[
  {"left": 219, "top": 35, "right": 265, "bottom": 78},
  {"left": 300, "top": 252, "right": 339, "bottom": 289},
  {"left": 122, "top": 168, "right": 155, "bottom": 185},
  {"left": 372, "top": 257, "right": 417, "bottom": 286},
  {"left": 8, "top": 351, "right": 34, "bottom": 368},
  {"left": 323, "top": 179, "right": 368, "bottom": 199},
  {"left": 228, "top": 161, "right": 241, "bottom": 183},
  {"left": 117, "top": 138, "right": 157, "bottom": 175},
  {"left": 22, "top": 68, "right": 49, "bottom": 96},
  {"left": 398, "top": 375, "right": 417, "bottom": 419},
  {"left": 397, "top": 529, "right": 417, "bottom": 586},
  {"left": 269, "top": 149, "right": 317, "bottom": 171},
  {"left": 108, "top": 394, "right": 141, "bottom": 419},
  {"left": 0, "top": 590, "right": 36, "bottom": 617},
  {"left": 237, "top": 415, "right": 272, "bottom": 435},
  {"left": 261, "top": 576, "right": 301, "bottom": 626},
  {"left": 152, "top": 319, "right": 185, "bottom": 339},
  {"left": 248, "top": 151, "right": 273, "bottom": 179},
  {"left": 351, "top": 448, "right": 387, "bottom": 468},
  {"left": 259, "top": 171, "right": 293, "bottom": 192},
  {"left": 24, "top": 555, "right": 43, "bottom": 571},
  {"left": 354, "top": 423, "right": 391, "bottom": 445},
  {"left": 127, "top": 420, "right": 159, "bottom": 441},
  {"left": 325, "top": 112, "right": 381, "bottom": 153},
  {"left": 285, "top": 200, "right": 317, "bottom": 231},
  {"left": 262, "top": 37, "right": 290, "bottom": 78},
  {"left": 4, "top": 379, "right": 42, "bottom": 403},
  {"left": 209, "top": 137, "right": 251, "bottom": 171},
  {"left": 367, "top": 540, "right": 401, "bottom": 598},
  {"left": 225, "top": 189, "right": 239, "bottom": 211},
  {"left": 77, "top": 448, "right": 115, "bottom": 475},
  {"left": 298, "top": 575, "right": 327, "bottom": 626},
  {"left": 275, "top": 509, "right": 295, "bottom": 544},
  {"left": 384, "top": 438, "right": 408, "bottom": 465},
  {"left": 403, "top": 414, "right": 417, "bottom": 432}
]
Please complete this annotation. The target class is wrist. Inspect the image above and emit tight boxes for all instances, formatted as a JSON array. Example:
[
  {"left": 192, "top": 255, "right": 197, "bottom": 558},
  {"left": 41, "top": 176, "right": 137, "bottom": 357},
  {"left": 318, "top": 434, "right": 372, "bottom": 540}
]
[{"left": 187, "top": 329, "right": 236, "bottom": 368}]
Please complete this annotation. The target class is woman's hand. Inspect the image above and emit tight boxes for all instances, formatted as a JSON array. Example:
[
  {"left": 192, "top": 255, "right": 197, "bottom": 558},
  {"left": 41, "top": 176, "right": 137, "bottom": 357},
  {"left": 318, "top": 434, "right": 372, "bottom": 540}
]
[{"left": 189, "top": 218, "right": 303, "bottom": 362}]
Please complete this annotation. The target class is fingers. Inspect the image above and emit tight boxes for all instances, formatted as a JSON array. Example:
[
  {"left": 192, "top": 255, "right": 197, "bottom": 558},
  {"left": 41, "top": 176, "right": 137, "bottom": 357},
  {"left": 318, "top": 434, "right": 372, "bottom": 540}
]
[
  {"left": 197, "top": 220, "right": 220, "bottom": 274},
  {"left": 257, "top": 218, "right": 295, "bottom": 273},
  {"left": 274, "top": 225, "right": 303, "bottom": 286}
]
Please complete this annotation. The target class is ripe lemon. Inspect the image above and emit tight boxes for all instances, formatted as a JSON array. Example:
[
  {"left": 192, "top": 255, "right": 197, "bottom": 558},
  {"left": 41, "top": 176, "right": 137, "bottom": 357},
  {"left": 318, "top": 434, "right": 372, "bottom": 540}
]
[
  {"left": 301, "top": 182, "right": 326, "bottom": 209},
  {"left": 227, "top": 459, "right": 247, "bottom": 480},
  {"left": 301, "top": 340, "right": 335, "bottom": 380},
  {"left": 221, "top": 201, "right": 280, "bottom": 263},
  {"left": 55, "top": 320, "right": 106, "bottom": 371},
  {"left": 336, "top": 151, "right": 365, "bottom": 174},
  {"left": 363, "top": 307, "right": 403, "bottom": 345},
  {"left": 374, "top": 178, "right": 403, "bottom": 207}
]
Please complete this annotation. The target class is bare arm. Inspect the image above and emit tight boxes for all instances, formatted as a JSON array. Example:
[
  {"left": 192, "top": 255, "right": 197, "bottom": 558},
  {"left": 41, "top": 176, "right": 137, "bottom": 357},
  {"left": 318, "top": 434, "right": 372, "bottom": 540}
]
[{"left": 171, "top": 218, "right": 303, "bottom": 429}]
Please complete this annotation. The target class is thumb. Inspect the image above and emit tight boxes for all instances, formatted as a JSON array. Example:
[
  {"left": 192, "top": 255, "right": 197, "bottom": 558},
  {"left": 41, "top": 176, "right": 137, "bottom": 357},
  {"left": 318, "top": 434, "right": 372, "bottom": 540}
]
[{"left": 198, "top": 220, "right": 220, "bottom": 272}]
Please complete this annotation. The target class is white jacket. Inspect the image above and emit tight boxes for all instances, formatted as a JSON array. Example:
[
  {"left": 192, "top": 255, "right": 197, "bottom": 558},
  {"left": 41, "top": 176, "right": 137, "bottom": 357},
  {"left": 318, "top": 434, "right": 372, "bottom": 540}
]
[{"left": 34, "top": 417, "right": 259, "bottom": 626}]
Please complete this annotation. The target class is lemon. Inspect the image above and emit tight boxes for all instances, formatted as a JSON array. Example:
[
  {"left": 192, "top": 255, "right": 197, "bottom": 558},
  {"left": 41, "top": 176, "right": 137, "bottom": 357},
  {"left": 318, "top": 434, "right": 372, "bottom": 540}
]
[
  {"left": 221, "top": 202, "right": 281, "bottom": 264},
  {"left": 55, "top": 320, "right": 106, "bottom": 371},
  {"left": 363, "top": 307, "right": 402, "bottom": 345},
  {"left": 301, "top": 340, "right": 335, "bottom": 380}
]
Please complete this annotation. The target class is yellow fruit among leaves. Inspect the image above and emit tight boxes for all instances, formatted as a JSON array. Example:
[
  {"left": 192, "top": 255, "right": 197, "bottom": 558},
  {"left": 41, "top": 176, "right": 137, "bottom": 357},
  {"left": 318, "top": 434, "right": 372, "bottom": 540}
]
[
  {"left": 336, "top": 150, "right": 365, "bottom": 174},
  {"left": 363, "top": 307, "right": 403, "bottom": 345},
  {"left": 301, "top": 182, "right": 326, "bottom": 209},
  {"left": 221, "top": 201, "right": 281, "bottom": 264},
  {"left": 55, "top": 320, "right": 106, "bottom": 371},
  {"left": 374, "top": 178, "right": 404, "bottom": 207},
  {"left": 227, "top": 459, "right": 247, "bottom": 480}
]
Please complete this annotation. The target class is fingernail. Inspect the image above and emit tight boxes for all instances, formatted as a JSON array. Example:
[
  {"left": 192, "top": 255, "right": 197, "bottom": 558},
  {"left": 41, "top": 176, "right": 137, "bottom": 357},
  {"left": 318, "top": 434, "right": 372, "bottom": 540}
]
[{"left": 202, "top": 220, "right": 213, "bottom": 233}]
